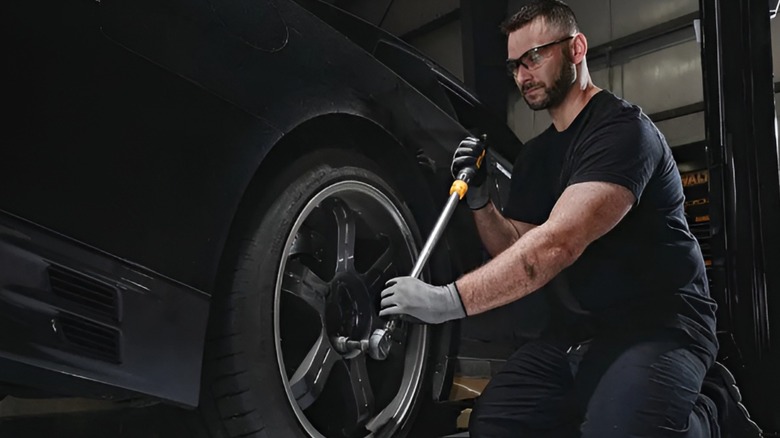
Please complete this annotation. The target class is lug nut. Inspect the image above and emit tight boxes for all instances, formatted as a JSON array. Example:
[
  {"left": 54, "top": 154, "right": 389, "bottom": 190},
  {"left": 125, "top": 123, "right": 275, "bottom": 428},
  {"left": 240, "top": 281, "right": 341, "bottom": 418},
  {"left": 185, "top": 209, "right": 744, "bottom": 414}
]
[{"left": 333, "top": 336, "right": 368, "bottom": 353}]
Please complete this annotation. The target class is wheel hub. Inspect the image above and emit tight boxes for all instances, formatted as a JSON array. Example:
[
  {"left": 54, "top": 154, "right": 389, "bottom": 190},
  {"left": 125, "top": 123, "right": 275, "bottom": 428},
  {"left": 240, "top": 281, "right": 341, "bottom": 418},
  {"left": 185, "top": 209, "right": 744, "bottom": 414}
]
[{"left": 325, "top": 272, "right": 372, "bottom": 342}]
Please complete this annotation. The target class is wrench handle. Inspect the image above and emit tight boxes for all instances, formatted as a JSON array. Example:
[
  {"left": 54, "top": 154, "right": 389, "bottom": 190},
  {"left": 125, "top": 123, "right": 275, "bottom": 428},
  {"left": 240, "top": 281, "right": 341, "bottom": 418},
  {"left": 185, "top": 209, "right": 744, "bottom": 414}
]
[{"left": 410, "top": 190, "right": 461, "bottom": 279}]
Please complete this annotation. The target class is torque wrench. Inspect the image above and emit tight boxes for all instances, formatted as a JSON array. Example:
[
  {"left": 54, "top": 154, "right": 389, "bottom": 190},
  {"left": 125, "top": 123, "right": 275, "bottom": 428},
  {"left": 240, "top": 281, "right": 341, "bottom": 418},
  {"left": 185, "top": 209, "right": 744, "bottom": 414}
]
[{"left": 367, "top": 136, "right": 486, "bottom": 361}]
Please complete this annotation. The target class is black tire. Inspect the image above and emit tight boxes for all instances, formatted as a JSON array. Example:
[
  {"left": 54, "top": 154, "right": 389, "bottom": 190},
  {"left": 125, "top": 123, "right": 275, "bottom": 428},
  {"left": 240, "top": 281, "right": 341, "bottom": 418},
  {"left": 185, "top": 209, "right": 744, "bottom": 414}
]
[{"left": 197, "top": 149, "right": 432, "bottom": 438}]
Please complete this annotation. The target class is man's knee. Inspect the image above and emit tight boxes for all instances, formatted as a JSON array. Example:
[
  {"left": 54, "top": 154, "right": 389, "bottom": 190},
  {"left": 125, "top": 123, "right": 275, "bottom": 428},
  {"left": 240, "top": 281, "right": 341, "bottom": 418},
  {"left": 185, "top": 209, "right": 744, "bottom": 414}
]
[
  {"left": 467, "top": 399, "right": 527, "bottom": 438},
  {"left": 467, "top": 398, "right": 489, "bottom": 437},
  {"left": 467, "top": 340, "right": 574, "bottom": 437},
  {"left": 579, "top": 344, "right": 711, "bottom": 437},
  {"left": 468, "top": 387, "right": 518, "bottom": 437},
  {"left": 469, "top": 388, "right": 574, "bottom": 437},
  {"left": 468, "top": 387, "right": 534, "bottom": 437}
]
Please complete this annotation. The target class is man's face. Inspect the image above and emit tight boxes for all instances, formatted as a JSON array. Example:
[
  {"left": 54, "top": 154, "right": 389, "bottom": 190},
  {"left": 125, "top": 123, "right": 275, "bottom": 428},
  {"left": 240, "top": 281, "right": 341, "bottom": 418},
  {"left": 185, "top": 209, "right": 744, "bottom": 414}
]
[{"left": 507, "top": 19, "right": 576, "bottom": 110}]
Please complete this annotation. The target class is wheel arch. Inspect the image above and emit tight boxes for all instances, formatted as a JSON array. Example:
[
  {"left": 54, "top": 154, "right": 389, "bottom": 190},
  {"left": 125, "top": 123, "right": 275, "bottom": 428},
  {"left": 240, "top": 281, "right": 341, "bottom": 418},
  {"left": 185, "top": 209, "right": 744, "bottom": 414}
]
[{"left": 217, "top": 113, "right": 453, "bottom": 286}]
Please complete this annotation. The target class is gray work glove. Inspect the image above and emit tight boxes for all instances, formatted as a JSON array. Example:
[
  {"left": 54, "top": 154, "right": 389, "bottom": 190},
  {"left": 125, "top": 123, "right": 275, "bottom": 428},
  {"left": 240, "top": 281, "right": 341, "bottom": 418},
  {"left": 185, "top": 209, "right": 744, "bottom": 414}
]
[
  {"left": 451, "top": 136, "right": 489, "bottom": 210},
  {"left": 379, "top": 276, "right": 466, "bottom": 324}
]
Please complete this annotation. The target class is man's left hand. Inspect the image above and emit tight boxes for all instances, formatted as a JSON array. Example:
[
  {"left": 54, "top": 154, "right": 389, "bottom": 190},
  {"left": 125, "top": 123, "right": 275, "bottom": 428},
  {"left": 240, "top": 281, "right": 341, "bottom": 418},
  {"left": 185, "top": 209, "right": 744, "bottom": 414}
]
[{"left": 379, "top": 277, "right": 466, "bottom": 324}]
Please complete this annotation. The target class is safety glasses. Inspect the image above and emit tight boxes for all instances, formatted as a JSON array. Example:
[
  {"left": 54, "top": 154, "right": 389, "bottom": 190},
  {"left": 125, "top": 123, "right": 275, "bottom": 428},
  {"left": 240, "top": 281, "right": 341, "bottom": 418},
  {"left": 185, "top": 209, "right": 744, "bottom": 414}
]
[{"left": 506, "top": 35, "right": 575, "bottom": 77}]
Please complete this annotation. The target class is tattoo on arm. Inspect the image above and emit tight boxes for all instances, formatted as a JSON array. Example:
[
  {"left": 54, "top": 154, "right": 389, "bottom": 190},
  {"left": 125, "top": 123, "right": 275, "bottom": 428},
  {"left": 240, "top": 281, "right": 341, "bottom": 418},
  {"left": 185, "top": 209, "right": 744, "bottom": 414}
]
[{"left": 521, "top": 255, "right": 536, "bottom": 281}]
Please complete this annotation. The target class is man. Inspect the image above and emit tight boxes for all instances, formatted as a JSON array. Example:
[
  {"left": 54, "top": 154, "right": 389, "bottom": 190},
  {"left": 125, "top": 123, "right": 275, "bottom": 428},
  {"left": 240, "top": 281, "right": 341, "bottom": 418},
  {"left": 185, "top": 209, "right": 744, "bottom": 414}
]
[{"left": 380, "top": 1, "right": 762, "bottom": 436}]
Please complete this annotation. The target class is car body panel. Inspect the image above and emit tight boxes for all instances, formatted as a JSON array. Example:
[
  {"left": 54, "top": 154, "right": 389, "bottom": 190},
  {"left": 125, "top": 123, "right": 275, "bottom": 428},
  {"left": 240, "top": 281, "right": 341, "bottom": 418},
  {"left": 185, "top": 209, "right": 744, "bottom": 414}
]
[
  {"left": 1, "top": 0, "right": 519, "bottom": 407},
  {"left": 4, "top": 0, "right": 474, "bottom": 294},
  {"left": 0, "top": 212, "right": 209, "bottom": 406}
]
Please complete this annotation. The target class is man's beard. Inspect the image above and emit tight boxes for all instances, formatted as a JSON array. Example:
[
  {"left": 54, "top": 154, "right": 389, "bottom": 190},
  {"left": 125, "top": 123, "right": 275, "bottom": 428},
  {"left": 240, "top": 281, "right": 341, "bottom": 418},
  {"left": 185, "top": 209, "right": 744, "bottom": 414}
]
[{"left": 522, "top": 55, "right": 576, "bottom": 111}]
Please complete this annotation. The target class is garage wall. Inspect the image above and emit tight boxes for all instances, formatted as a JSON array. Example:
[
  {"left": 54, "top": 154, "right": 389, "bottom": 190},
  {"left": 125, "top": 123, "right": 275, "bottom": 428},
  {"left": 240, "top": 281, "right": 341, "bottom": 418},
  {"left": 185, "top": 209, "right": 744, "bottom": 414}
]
[
  {"left": 772, "top": 16, "right": 780, "bottom": 116},
  {"left": 334, "top": 0, "right": 465, "bottom": 79},
  {"left": 407, "top": 20, "right": 464, "bottom": 81},
  {"left": 379, "top": 0, "right": 464, "bottom": 80},
  {"left": 379, "top": 0, "right": 457, "bottom": 35},
  {"left": 341, "top": 0, "right": 779, "bottom": 148}
]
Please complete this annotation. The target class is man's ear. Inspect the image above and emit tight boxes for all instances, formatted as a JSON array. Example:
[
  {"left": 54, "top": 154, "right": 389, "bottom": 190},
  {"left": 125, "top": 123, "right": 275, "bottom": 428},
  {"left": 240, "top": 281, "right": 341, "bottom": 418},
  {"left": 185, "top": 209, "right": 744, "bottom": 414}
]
[{"left": 571, "top": 33, "right": 588, "bottom": 64}]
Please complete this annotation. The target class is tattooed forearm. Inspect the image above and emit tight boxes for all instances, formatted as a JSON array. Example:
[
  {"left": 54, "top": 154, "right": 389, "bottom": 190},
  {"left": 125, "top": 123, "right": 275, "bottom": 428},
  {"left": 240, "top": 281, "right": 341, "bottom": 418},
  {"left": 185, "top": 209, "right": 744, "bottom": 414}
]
[{"left": 521, "top": 255, "right": 537, "bottom": 281}]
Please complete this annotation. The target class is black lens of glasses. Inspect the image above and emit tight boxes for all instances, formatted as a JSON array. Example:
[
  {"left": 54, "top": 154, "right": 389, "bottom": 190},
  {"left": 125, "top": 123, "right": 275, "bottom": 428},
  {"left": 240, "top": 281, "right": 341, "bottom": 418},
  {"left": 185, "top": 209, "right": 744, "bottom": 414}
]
[{"left": 506, "top": 59, "right": 520, "bottom": 77}]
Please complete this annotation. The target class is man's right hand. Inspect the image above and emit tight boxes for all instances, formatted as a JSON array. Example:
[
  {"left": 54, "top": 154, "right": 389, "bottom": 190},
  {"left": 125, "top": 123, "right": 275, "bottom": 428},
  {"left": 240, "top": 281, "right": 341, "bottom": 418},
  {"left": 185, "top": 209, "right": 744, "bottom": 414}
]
[{"left": 451, "top": 136, "right": 490, "bottom": 209}]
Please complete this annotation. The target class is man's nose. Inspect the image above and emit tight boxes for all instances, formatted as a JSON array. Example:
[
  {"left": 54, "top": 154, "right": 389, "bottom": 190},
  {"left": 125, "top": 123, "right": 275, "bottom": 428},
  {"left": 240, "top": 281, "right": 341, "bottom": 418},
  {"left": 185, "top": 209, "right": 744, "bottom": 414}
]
[{"left": 513, "top": 67, "right": 532, "bottom": 87}]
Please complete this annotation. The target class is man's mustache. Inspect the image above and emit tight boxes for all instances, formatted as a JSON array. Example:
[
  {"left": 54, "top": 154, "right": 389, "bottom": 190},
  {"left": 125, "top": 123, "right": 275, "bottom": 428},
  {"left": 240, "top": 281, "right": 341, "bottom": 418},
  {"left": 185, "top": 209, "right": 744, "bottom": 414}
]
[{"left": 522, "top": 82, "right": 545, "bottom": 93}]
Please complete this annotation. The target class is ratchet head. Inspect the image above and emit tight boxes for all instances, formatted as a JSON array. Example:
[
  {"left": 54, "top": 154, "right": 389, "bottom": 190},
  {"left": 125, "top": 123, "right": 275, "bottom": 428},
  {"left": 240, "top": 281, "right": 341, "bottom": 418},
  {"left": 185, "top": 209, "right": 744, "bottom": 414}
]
[{"left": 368, "top": 326, "right": 393, "bottom": 360}]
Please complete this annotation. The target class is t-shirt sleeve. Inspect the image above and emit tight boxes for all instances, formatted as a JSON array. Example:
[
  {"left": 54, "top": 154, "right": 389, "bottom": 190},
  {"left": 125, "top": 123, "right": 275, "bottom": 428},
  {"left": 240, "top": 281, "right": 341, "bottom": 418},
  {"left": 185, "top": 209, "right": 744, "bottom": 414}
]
[{"left": 566, "top": 118, "right": 663, "bottom": 204}]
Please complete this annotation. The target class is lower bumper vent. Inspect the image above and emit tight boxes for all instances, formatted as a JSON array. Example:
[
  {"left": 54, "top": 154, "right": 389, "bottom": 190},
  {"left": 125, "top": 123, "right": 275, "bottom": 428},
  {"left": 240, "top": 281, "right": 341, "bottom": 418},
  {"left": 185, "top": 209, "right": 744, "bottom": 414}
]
[
  {"left": 48, "top": 264, "right": 119, "bottom": 322},
  {"left": 57, "top": 314, "right": 121, "bottom": 364}
]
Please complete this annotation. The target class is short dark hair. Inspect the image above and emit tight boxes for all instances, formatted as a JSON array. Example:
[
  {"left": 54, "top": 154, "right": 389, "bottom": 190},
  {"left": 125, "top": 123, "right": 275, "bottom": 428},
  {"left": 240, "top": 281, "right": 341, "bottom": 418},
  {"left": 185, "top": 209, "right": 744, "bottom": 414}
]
[{"left": 501, "top": 0, "right": 579, "bottom": 36}]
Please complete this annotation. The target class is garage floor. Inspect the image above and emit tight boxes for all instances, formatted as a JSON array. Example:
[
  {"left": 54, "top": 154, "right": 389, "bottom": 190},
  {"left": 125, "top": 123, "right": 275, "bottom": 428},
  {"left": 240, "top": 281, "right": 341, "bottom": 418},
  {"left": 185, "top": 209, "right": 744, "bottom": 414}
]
[
  {"left": 0, "top": 376, "right": 488, "bottom": 437},
  {"left": 0, "top": 401, "right": 193, "bottom": 438}
]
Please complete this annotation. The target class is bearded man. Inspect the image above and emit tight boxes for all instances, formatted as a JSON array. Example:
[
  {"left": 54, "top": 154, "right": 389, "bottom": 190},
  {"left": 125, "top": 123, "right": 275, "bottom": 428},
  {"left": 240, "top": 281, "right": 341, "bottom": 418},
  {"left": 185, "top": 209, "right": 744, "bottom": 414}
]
[{"left": 380, "top": 1, "right": 761, "bottom": 436}]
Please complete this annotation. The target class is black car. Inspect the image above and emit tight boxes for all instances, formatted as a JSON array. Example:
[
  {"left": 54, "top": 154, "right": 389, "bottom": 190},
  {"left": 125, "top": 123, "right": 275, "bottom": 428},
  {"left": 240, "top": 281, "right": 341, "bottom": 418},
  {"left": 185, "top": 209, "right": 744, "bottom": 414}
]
[{"left": 1, "top": 0, "right": 520, "bottom": 436}]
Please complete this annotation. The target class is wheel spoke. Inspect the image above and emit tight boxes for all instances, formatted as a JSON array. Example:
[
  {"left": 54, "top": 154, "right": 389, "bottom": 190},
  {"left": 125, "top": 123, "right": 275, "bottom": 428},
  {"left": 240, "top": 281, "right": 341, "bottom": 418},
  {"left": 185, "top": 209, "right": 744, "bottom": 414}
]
[
  {"left": 282, "top": 260, "right": 329, "bottom": 317},
  {"left": 360, "top": 241, "right": 395, "bottom": 292},
  {"left": 289, "top": 330, "right": 341, "bottom": 410},
  {"left": 289, "top": 224, "right": 326, "bottom": 261},
  {"left": 344, "top": 354, "right": 375, "bottom": 428},
  {"left": 329, "top": 200, "right": 356, "bottom": 273}
]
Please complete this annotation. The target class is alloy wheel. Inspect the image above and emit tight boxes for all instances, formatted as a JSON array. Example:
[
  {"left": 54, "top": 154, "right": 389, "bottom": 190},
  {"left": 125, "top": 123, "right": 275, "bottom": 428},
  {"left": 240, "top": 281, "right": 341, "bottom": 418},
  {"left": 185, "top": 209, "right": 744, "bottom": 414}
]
[{"left": 274, "top": 180, "right": 428, "bottom": 437}]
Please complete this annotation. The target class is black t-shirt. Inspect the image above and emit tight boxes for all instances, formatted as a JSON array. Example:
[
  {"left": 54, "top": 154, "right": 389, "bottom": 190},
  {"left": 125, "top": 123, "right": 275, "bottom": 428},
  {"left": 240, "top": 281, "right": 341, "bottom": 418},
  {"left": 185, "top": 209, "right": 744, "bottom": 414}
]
[{"left": 504, "top": 91, "right": 718, "bottom": 360}]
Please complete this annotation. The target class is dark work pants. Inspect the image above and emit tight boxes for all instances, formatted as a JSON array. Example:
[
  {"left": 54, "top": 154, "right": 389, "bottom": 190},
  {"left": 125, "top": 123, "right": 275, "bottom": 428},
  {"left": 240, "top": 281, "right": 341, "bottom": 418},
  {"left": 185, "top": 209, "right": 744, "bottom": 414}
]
[{"left": 469, "top": 330, "right": 719, "bottom": 437}]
